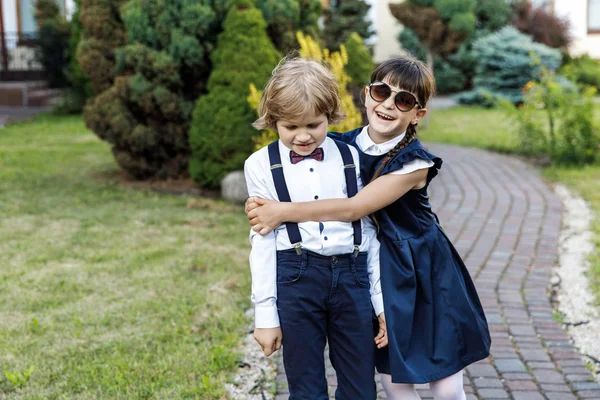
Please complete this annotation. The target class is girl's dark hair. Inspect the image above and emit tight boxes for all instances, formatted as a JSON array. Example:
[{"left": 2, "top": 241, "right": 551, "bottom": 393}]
[
  {"left": 369, "top": 56, "right": 436, "bottom": 184},
  {"left": 367, "top": 56, "right": 436, "bottom": 229}
]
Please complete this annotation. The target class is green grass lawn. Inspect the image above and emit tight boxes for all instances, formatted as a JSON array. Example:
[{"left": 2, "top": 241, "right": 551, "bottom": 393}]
[
  {"left": 422, "top": 106, "right": 521, "bottom": 153},
  {"left": 0, "top": 115, "right": 251, "bottom": 399},
  {"left": 422, "top": 105, "right": 600, "bottom": 304}
]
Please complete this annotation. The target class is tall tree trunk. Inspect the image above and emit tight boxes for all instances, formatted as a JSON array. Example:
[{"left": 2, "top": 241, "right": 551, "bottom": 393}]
[
  {"left": 425, "top": 47, "right": 434, "bottom": 75},
  {"left": 420, "top": 47, "right": 435, "bottom": 129}
]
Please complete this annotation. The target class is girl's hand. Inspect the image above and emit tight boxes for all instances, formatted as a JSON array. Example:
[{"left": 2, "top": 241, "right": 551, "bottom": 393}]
[
  {"left": 244, "top": 196, "right": 262, "bottom": 216},
  {"left": 375, "top": 313, "right": 388, "bottom": 349},
  {"left": 246, "top": 197, "right": 284, "bottom": 235}
]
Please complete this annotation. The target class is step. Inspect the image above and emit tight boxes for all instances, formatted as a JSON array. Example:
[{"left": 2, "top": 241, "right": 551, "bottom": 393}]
[{"left": 0, "top": 81, "right": 50, "bottom": 106}]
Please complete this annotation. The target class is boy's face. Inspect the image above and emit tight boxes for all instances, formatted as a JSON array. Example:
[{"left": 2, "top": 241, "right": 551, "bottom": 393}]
[
  {"left": 276, "top": 112, "right": 328, "bottom": 156},
  {"left": 364, "top": 76, "right": 427, "bottom": 143}
]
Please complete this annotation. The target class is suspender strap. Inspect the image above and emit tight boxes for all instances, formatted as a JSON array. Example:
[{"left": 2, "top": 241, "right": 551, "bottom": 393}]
[
  {"left": 332, "top": 139, "right": 362, "bottom": 252},
  {"left": 267, "top": 141, "right": 303, "bottom": 253}
]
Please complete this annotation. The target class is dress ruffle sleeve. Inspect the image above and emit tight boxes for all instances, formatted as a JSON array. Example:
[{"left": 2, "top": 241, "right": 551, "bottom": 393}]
[{"left": 383, "top": 141, "right": 443, "bottom": 183}]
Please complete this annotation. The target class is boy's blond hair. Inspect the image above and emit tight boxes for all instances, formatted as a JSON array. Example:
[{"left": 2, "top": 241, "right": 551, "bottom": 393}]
[{"left": 253, "top": 58, "right": 345, "bottom": 130}]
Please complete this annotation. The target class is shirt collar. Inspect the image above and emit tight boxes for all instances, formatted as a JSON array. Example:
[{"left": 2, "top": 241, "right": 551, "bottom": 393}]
[{"left": 356, "top": 126, "right": 406, "bottom": 155}]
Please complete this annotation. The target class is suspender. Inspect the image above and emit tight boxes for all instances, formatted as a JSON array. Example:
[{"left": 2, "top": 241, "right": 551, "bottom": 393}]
[
  {"left": 267, "top": 140, "right": 362, "bottom": 256},
  {"left": 268, "top": 142, "right": 303, "bottom": 255},
  {"left": 332, "top": 139, "right": 362, "bottom": 255}
]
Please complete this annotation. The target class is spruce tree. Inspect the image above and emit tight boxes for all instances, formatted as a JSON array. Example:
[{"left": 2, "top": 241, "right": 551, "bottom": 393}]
[
  {"left": 257, "top": 0, "right": 322, "bottom": 54},
  {"left": 323, "top": 0, "right": 373, "bottom": 51},
  {"left": 343, "top": 32, "right": 374, "bottom": 88},
  {"left": 189, "top": 1, "right": 280, "bottom": 187}
]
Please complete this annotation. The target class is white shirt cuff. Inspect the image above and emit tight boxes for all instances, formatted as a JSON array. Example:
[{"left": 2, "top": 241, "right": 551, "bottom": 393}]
[
  {"left": 371, "top": 293, "right": 384, "bottom": 317},
  {"left": 255, "top": 305, "right": 280, "bottom": 328}
]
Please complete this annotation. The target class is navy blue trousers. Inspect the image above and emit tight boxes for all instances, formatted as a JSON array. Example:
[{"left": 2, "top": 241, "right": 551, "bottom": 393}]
[{"left": 276, "top": 248, "right": 377, "bottom": 400}]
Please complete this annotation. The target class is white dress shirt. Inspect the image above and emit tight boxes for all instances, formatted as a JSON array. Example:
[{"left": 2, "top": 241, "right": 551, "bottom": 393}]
[
  {"left": 244, "top": 137, "right": 383, "bottom": 328},
  {"left": 356, "top": 126, "right": 434, "bottom": 173}
]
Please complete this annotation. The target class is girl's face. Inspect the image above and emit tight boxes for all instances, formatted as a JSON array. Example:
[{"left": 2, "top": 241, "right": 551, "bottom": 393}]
[
  {"left": 276, "top": 112, "right": 328, "bottom": 156},
  {"left": 364, "top": 77, "right": 427, "bottom": 144}
]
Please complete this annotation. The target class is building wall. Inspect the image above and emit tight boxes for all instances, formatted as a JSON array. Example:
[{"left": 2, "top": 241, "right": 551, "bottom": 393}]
[
  {"left": 555, "top": 0, "right": 600, "bottom": 58},
  {"left": 1, "top": 0, "right": 75, "bottom": 38},
  {"left": 2, "top": 0, "right": 18, "bottom": 36},
  {"left": 364, "top": 0, "right": 405, "bottom": 63}
]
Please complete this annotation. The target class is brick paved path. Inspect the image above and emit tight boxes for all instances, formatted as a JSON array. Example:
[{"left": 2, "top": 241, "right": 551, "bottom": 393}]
[{"left": 274, "top": 143, "right": 600, "bottom": 399}]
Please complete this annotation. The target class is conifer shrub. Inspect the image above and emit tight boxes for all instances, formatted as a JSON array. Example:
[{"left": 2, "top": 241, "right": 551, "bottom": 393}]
[
  {"left": 397, "top": 0, "right": 511, "bottom": 94},
  {"left": 189, "top": 2, "right": 280, "bottom": 187},
  {"left": 257, "top": 0, "right": 322, "bottom": 54},
  {"left": 54, "top": 0, "right": 93, "bottom": 113},
  {"left": 77, "top": 0, "right": 127, "bottom": 95},
  {"left": 344, "top": 32, "right": 374, "bottom": 89},
  {"left": 81, "top": 0, "right": 227, "bottom": 179},
  {"left": 455, "top": 26, "right": 561, "bottom": 105},
  {"left": 35, "top": 0, "right": 71, "bottom": 88},
  {"left": 323, "top": 0, "right": 373, "bottom": 51}
]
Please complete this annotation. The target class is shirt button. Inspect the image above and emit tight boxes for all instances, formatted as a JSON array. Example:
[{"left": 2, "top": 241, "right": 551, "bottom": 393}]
[
  {"left": 314, "top": 195, "right": 319, "bottom": 200},
  {"left": 309, "top": 168, "right": 314, "bottom": 172},
  {"left": 324, "top": 236, "right": 328, "bottom": 241}
]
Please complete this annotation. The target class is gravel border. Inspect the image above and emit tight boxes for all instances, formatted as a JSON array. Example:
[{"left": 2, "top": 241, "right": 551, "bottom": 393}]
[
  {"left": 225, "top": 311, "right": 277, "bottom": 399},
  {"left": 553, "top": 184, "right": 600, "bottom": 381}
]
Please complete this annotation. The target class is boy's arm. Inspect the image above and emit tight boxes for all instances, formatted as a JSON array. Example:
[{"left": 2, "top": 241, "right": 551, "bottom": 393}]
[{"left": 244, "top": 158, "right": 279, "bottom": 329}]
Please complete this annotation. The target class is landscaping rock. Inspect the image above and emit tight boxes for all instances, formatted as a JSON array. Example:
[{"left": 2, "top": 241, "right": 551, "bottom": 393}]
[{"left": 221, "top": 171, "right": 249, "bottom": 204}]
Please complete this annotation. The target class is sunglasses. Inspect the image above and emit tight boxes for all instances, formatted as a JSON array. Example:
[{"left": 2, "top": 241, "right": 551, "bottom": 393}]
[{"left": 368, "top": 81, "right": 421, "bottom": 112}]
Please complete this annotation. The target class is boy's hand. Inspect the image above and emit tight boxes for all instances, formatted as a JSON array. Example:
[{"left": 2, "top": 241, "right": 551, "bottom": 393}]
[
  {"left": 254, "top": 327, "right": 282, "bottom": 357},
  {"left": 374, "top": 313, "right": 388, "bottom": 349},
  {"left": 246, "top": 197, "right": 284, "bottom": 235}
]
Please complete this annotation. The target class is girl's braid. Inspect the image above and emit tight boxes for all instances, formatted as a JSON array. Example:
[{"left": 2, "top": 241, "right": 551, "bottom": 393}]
[
  {"left": 367, "top": 123, "right": 418, "bottom": 231},
  {"left": 369, "top": 123, "right": 417, "bottom": 184}
]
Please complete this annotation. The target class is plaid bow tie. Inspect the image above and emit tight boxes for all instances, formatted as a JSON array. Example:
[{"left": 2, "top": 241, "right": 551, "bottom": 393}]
[{"left": 290, "top": 148, "right": 324, "bottom": 164}]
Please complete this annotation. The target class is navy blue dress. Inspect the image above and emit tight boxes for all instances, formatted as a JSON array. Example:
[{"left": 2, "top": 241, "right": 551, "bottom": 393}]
[{"left": 330, "top": 128, "right": 491, "bottom": 384}]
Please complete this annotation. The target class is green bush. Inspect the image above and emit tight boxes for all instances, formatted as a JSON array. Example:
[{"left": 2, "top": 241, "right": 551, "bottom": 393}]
[
  {"left": 54, "top": 0, "right": 92, "bottom": 114},
  {"left": 77, "top": 0, "right": 128, "bottom": 95},
  {"left": 324, "top": 0, "right": 373, "bottom": 51},
  {"left": 503, "top": 65, "right": 599, "bottom": 165},
  {"left": 189, "top": 3, "right": 280, "bottom": 187},
  {"left": 398, "top": 28, "right": 427, "bottom": 62},
  {"left": 257, "top": 0, "right": 321, "bottom": 54},
  {"left": 35, "top": 0, "right": 71, "bottom": 88},
  {"left": 456, "top": 26, "right": 561, "bottom": 105},
  {"left": 81, "top": 0, "right": 229, "bottom": 179},
  {"left": 434, "top": 59, "right": 466, "bottom": 93},
  {"left": 561, "top": 54, "right": 600, "bottom": 90},
  {"left": 343, "top": 32, "right": 374, "bottom": 88},
  {"left": 397, "top": 0, "right": 511, "bottom": 94}
]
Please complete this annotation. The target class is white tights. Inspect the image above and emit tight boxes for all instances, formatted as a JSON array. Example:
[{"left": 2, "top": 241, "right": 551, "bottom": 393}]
[{"left": 380, "top": 370, "right": 466, "bottom": 400}]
